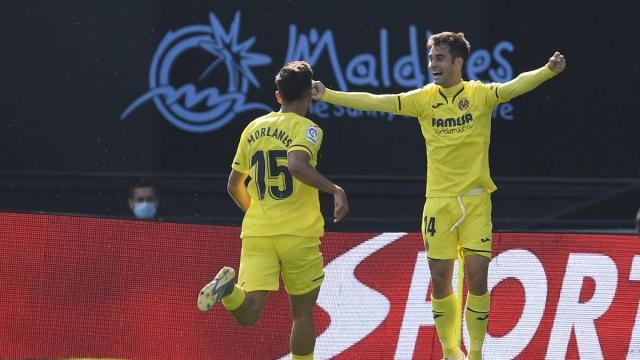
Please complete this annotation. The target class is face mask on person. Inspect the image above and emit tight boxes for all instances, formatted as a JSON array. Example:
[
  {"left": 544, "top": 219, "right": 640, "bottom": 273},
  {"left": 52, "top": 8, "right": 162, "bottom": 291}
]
[{"left": 133, "top": 202, "right": 157, "bottom": 220}]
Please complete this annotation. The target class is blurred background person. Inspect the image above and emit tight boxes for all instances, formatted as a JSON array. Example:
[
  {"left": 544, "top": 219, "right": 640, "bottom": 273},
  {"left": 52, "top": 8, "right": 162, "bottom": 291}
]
[{"left": 128, "top": 179, "right": 160, "bottom": 220}]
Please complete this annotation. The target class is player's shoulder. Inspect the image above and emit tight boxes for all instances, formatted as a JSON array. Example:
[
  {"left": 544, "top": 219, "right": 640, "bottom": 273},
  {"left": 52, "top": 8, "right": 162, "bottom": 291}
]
[
  {"left": 244, "top": 112, "right": 275, "bottom": 130},
  {"left": 464, "top": 80, "right": 499, "bottom": 97},
  {"left": 464, "top": 79, "right": 491, "bottom": 89},
  {"left": 398, "top": 84, "right": 436, "bottom": 104},
  {"left": 409, "top": 83, "right": 436, "bottom": 95},
  {"left": 302, "top": 116, "right": 321, "bottom": 130},
  {"left": 423, "top": 83, "right": 436, "bottom": 91},
  {"left": 290, "top": 115, "right": 322, "bottom": 146},
  {"left": 291, "top": 114, "right": 322, "bottom": 132}
]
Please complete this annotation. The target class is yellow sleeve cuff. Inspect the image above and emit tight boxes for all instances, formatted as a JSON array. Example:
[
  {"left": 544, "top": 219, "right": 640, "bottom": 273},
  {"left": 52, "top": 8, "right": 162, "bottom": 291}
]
[{"left": 288, "top": 144, "right": 314, "bottom": 158}]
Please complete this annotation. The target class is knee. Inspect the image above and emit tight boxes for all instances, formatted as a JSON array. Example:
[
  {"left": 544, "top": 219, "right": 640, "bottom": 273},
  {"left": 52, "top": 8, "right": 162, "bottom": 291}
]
[
  {"left": 430, "top": 277, "right": 454, "bottom": 298},
  {"left": 465, "top": 271, "right": 488, "bottom": 294},
  {"left": 431, "top": 271, "right": 449, "bottom": 285},
  {"left": 431, "top": 270, "right": 452, "bottom": 289}
]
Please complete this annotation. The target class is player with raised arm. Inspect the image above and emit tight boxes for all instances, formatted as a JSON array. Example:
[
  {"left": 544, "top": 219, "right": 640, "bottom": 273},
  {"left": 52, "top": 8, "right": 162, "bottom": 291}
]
[
  {"left": 198, "top": 61, "right": 348, "bottom": 360},
  {"left": 312, "top": 32, "right": 565, "bottom": 360}
]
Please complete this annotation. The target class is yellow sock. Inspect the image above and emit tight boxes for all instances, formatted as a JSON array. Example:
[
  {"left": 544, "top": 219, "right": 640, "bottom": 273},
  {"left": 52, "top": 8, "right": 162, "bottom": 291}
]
[
  {"left": 432, "top": 293, "right": 459, "bottom": 357},
  {"left": 292, "top": 353, "right": 313, "bottom": 360},
  {"left": 221, "top": 284, "right": 246, "bottom": 311},
  {"left": 468, "top": 350, "right": 482, "bottom": 360},
  {"left": 465, "top": 292, "right": 490, "bottom": 360}
]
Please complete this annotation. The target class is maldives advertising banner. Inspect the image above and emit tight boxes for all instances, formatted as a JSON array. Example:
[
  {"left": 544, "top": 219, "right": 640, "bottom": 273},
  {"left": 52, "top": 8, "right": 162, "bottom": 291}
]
[
  {"left": 1, "top": 212, "right": 639, "bottom": 359},
  {"left": 3, "top": 1, "right": 635, "bottom": 179}
]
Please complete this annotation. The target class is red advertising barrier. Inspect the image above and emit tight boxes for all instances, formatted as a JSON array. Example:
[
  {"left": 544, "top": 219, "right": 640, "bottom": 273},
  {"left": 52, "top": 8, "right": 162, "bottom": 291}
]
[{"left": 1, "top": 212, "right": 639, "bottom": 359}]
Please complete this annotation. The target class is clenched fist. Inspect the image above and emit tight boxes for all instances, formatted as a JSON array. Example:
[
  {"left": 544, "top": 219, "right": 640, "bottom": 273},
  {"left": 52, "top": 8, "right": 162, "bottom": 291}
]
[{"left": 547, "top": 52, "right": 566, "bottom": 74}]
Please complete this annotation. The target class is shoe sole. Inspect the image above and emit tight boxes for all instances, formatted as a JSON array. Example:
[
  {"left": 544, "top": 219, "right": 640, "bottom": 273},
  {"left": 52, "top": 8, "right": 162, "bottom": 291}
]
[{"left": 197, "top": 266, "right": 235, "bottom": 312}]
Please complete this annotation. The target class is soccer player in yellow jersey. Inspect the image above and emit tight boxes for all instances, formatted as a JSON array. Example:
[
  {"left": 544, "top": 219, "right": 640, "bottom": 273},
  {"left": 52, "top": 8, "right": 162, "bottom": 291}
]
[
  {"left": 197, "top": 61, "right": 349, "bottom": 360},
  {"left": 312, "top": 32, "right": 566, "bottom": 360}
]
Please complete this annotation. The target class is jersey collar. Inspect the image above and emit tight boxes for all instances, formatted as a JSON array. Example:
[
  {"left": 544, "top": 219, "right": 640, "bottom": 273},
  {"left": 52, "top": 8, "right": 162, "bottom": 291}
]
[{"left": 438, "top": 80, "right": 465, "bottom": 98}]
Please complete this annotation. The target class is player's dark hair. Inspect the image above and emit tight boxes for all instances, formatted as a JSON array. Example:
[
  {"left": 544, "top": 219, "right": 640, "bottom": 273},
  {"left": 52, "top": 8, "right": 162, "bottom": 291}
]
[
  {"left": 427, "top": 32, "right": 471, "bottom": 63},
  {"left": 129, "top": 178, "right": 159, "bottom": 199},
  {"left": 275, "top": 61, "right": 313, "bottom": 102}
]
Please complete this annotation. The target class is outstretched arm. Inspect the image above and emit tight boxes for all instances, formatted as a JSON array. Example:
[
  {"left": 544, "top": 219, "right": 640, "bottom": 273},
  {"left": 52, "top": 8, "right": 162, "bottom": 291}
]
[
  {"left": 497, "top": 52, "right": 566, "bottom": 101},
  {"left": 312, "top": 81, "right": 398, "bottom": 113}
]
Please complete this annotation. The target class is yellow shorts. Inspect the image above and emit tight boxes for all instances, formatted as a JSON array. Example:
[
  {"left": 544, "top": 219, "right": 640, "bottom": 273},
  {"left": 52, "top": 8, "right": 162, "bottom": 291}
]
[
  {"left": 238, "top": 235, "right": 324, "bottom": 296},
  {"left": 421, "top": 192, "right": 493, "bottom": 260}
]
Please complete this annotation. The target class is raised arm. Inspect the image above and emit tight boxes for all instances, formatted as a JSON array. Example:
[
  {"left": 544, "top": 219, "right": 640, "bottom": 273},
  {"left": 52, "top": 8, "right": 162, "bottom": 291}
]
[
  {"left": 312, "top": 81, "right": 398, "bottom": 113},
  {"left": 497, "top": 52, "right": 566, "bottom": 101}
]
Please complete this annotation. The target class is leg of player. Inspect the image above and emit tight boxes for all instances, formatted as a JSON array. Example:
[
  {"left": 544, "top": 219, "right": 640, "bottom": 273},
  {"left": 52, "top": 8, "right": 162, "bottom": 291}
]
[
  {"left": 197, "top": 267, "right": 269, "bottom": 327},
  {"left": 464, "top": 254, "right": 491, "bottom": 360},
  {"left": 429, "top": 259, "right": 464, "bottom": 360},
  {"left": 289, "top": 287, "right": 320, "bottom": 360},
  {"left": 227, "top": 290, "right": 269, "bottom": 327},
  {"left": 288, "top": 287, "right": 321, "bottom": 360}
]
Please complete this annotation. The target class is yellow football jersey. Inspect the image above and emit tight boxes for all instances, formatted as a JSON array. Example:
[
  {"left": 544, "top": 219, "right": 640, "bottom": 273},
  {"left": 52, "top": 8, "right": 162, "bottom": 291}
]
[
  {"left": 396, "top": 80, "right": 503, "bottom": 196},
  {"left": 231, "top": 111, "right": 324, "bottom": 238},
  {"left": 323, "top": 66, "right": 555, "bottom": 197}
]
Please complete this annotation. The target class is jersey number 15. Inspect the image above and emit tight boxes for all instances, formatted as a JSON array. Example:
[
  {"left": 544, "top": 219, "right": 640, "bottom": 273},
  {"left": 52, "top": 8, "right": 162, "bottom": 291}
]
[{"left": 250, "top": 150, "right": 294, "bottom": 200}]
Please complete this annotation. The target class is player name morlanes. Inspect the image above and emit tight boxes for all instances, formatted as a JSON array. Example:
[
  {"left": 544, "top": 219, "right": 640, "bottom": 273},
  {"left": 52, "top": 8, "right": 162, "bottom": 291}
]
[{"left": 246, "top": 126, "right": 292, "bottom": 147}]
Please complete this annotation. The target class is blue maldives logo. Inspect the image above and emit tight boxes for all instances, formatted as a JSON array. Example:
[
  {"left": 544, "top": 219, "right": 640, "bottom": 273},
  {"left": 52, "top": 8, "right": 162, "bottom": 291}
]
[{"left": 121, "top": 11, "right": 272, "bottom": 133}]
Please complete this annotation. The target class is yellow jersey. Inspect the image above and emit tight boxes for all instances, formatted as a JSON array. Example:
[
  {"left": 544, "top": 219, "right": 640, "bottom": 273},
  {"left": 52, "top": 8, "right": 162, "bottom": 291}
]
[
  {"left": 231, "top": 111, "right": 324, "bottom": 238},
  {"left": 323, "top": 66, "right": 556, "bottom": 197}
]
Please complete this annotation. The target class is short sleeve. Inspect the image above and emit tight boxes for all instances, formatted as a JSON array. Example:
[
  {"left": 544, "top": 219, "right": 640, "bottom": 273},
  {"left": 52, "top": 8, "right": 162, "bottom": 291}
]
[
  {"left": 482, "top": 82, "right": 504, "bottom": 108},
  {"left": 288, "top": 123, "right": 323, "bottom": 159},
  {"left": 396, "top": 87, "right": 429, "bottom": 118}
]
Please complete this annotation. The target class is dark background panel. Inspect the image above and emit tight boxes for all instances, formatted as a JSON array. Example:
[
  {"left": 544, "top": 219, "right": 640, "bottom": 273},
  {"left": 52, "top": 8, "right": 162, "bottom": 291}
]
[
  {"left": 1, "top": 0, "right": 638, "bottom": 176},
  {"left": 0, "top": 0, "right": 638, "bottom": 230}
]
